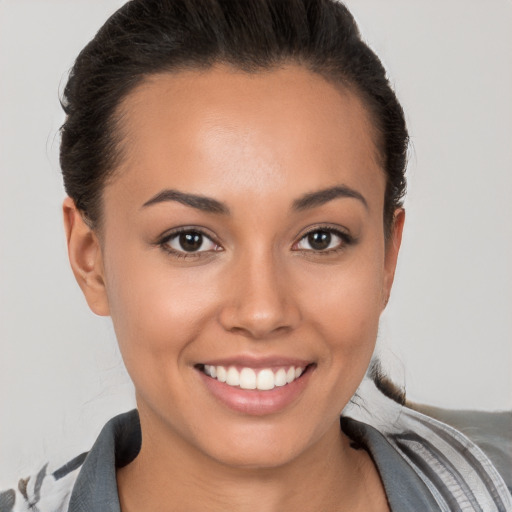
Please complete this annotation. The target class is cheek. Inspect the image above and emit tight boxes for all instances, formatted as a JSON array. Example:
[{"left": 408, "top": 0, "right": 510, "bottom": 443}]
[
  {"left": 297, "top": 249, "right": 385, "bottom": 367},
  {"left": 103, "top": 246, "right": 221, "bottom": 368}
]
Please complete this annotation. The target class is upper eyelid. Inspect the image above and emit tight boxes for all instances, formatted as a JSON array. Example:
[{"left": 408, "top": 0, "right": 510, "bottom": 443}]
[
  {"left": 156, "top": 224, "right": 352, "bottom": 250},
  {"left": 295, "top": 224, "right": 352, "bottom": 241},
  {"left": 293, "top": 226, "right": 355, "bottom": 253},
  {"left": 157, "top": 227, "right": 221, "bottom": 255},
  {"left": 159, "top": 226, "right": 219, "bottom": 243},
  {"left": 158, "top": 228, "right": 221, "bottom": 257}
]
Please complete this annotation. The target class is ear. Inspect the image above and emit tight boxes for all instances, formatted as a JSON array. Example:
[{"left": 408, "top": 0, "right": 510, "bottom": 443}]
[
  {"left": 63, "top": 197, "right": 110, "bottom": 316},
  {"left": 382, "top": 208, "right": 405, "bottom": 310}
]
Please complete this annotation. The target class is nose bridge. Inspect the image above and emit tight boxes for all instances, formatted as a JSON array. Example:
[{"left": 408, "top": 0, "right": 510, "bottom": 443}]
[{"left": 219, "top": 242, "right": 299, "bottom": 338}]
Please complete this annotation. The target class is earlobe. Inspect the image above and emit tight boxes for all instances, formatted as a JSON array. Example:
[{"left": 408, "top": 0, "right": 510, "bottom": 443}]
[
  {"left": 382, "top": 208, "right": 405, "bottom": 309},
  {"left": 63, "top": 197, "right": 110, "bottom": 316}
]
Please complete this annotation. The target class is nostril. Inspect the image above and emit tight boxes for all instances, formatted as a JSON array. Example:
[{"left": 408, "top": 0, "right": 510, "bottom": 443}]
[
  {"left": 222, "top": 318, "right": 294, "bottom": 340},
  {"left": 217, "top": 265, "right": 302, "bottom": 338},
  {"left": 218, "top": 301, "right": 301, "bottom": 339}
]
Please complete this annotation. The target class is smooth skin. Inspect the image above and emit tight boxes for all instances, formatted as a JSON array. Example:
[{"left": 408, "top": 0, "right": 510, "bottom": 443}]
[{"left": 64, "top": 65, "right": 404, "bottom": 511}]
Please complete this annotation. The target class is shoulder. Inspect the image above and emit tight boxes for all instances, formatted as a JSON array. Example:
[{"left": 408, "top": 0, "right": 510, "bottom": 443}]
[
  {"left": 343, "top": 376, "right": 512, "bottom": 511},
  {"left": 410, "top": 403, "right": 512, "bottom": 494},
  {"left": 0, "top": 453, "right": 87, "bottom": 512},
  {"left": 1, "top": 410, "right": 140, "bottom": 512}
]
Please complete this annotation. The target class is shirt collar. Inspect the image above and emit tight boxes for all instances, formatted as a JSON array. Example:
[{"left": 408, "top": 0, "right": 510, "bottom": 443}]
[
  {"left": 341, "top": 416, "right": 439, "bottom": 511},
  {"left": 68, "top": 410, "right": 438, "bottom": 511},
  {"left": 68, "top": 410, "right": 140, "bottom": 512}
]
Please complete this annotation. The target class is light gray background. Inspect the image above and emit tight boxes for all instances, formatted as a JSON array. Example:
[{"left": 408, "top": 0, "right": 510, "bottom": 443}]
[{"left": 1, "top": 0, "right": 511, "bottom": 483}]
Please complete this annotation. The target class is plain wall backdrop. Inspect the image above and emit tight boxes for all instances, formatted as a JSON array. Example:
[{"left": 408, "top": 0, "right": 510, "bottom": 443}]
[{"left": 1, "top": 0, "right": 511, "bottom": 483}]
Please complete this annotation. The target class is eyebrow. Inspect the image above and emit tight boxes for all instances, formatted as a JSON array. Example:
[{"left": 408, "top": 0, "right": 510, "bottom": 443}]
[
  {"left": 142, "top": 184, "right": 367, "bottom": 215},
  {"left": 142, "top": 189, "right": 230, "bottom": 214},
  {"left": 293, "top": 185, "right": 368, "bottom": 211}
]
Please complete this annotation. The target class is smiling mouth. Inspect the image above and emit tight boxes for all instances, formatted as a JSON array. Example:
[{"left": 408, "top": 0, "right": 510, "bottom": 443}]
[{"left": 197, "top": 364, "right": 313, "bottom": 391}]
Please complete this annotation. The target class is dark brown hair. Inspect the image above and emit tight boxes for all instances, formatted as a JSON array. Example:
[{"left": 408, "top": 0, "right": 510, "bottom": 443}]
[{"left": 60, "top": 0, "right": 408, "bottom": 233}]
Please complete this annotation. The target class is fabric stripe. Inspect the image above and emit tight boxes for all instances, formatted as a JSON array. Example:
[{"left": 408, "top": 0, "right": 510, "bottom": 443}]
[
  {"left": 411, "top": 412, "right": 508, "bottom": 511},
  {"left": 393, "top": 432, "right": 483, "bottom": 512},
  {"left": 32, "top": 463, "right": 48, "bottom": 507},
  {"left": 0, "top": 489, "right": 15, "bottom": 512},
  {"left": 53, "top": 452, "right": 88, "bottom": 481}
]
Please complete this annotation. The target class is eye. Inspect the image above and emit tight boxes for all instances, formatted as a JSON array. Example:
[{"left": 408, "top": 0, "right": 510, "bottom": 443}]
[
  {"left": 294, "top": 228, "right": 350, "bottom": 252},
  {"left": 163, "top": 230, "right": 219, "bottom": 254}
]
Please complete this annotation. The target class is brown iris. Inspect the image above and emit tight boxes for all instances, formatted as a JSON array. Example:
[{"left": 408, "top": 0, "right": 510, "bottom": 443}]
[
  {"left": 307, "top": 231, "right": 332, "bottom": 251},
  {"left": 179, "top": 232, "right": 203, "bottom": 252}
]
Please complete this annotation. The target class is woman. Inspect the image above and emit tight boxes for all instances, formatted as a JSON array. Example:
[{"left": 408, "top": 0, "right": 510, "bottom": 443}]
[{"left": 0, "top": 1, "right": 510, "bottom": 511}]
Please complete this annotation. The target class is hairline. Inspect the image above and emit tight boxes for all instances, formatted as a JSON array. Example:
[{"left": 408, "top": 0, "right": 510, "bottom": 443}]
[{"left": 89, "top": 60, "right": 392, "bottom": 238}]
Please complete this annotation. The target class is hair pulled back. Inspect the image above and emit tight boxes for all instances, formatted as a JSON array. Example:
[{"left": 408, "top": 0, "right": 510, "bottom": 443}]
[{"left": 60, "top": 0, "right": 408, "bottom": 233}]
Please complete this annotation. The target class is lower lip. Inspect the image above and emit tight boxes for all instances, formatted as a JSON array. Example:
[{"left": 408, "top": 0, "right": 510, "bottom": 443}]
[{"left": 197, "top": 367, "right": 313, "bottom": 416}]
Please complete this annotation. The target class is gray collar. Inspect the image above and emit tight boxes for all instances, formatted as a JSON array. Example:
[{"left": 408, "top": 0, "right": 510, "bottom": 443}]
[
  {"left": 68, "top": 410, "right": 140, "bottom": 512},
  {"left": 341, "top": 417, "right": 439, "bottom": 511},
  {"left": 68, "top": 410, "right": 438, "bottom": 511}
]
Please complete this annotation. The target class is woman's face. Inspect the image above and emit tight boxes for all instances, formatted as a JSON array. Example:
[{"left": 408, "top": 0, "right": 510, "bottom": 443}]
[{"left": 70, "top": 65, "right": 403, "bottom": 468}]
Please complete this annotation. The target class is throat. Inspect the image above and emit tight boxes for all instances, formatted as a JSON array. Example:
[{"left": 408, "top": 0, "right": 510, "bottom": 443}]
[{"left": 117, "top": 419, "right": 389, "bottom": 512}]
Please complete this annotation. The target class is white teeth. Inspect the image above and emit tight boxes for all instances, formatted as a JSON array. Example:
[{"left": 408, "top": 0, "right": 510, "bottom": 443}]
[
  {"left": 257, "top": 369, "right": 275, "bottom": 391},
  {"left": 275, "top": 368, "right": 287, "bottom": 387},
  {"left": 226, "top": 367, "right": 240, "bottom": 386},
  {"left": 203, "top": 364, "right": 307, "bottom": 390},
  {"left": 239, "top": 368, "right": 257, "bottom": 389},
  {"left": 216, "top": 365, "right": 227, "bottom": 382}
]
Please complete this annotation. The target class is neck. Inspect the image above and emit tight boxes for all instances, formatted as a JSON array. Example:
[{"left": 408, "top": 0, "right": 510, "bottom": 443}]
[{"left": 117, "top": 406, "right": 388, "bottom": 512}]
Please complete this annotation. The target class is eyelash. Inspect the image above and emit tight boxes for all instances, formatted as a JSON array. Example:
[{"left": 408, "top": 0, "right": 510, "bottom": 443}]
[
  {"left": 157, "top": 225, "right": 355, "bottom": 260},
  {"left": 158, "top": 227, "right": 221, "bottom": 260},
  {"left": 293, "top": 225, "right": 355, "bottom": 255}
]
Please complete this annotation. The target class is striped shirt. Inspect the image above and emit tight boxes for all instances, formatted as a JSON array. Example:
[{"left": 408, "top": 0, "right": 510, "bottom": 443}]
[{"left": 1, "top": 377, "right": 510, "bottom": 511}]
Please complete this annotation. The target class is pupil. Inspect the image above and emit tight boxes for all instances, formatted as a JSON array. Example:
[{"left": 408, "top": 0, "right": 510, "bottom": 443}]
[
  {"left": 308, "top": 231, "right": 331, "bottom": 250},
  {"left": 179, "top": 232, "right": 202, "bottom": 252}
]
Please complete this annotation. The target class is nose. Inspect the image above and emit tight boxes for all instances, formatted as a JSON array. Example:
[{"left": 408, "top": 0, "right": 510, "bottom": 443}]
[{"left": 218, "top": 249, "right": 301, "bottom": 339}]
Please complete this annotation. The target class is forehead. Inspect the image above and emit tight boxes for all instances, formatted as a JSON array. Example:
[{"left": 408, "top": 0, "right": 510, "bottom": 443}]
[{"left": 109, "top": 64, "right": 385, "bottom": 210}]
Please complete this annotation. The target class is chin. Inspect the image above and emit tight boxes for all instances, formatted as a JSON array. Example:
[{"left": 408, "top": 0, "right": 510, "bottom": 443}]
[
  {"left": 207, "top": 438, "right": 305, "bottom": 470},
  {"left": 193, "top": 418, "right": 324, "bottom": 471}
]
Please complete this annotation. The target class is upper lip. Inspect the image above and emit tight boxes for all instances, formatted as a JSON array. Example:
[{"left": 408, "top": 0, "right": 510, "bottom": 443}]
[{"left": 198, "top": 355, "right": 313, "bottom": 369}]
